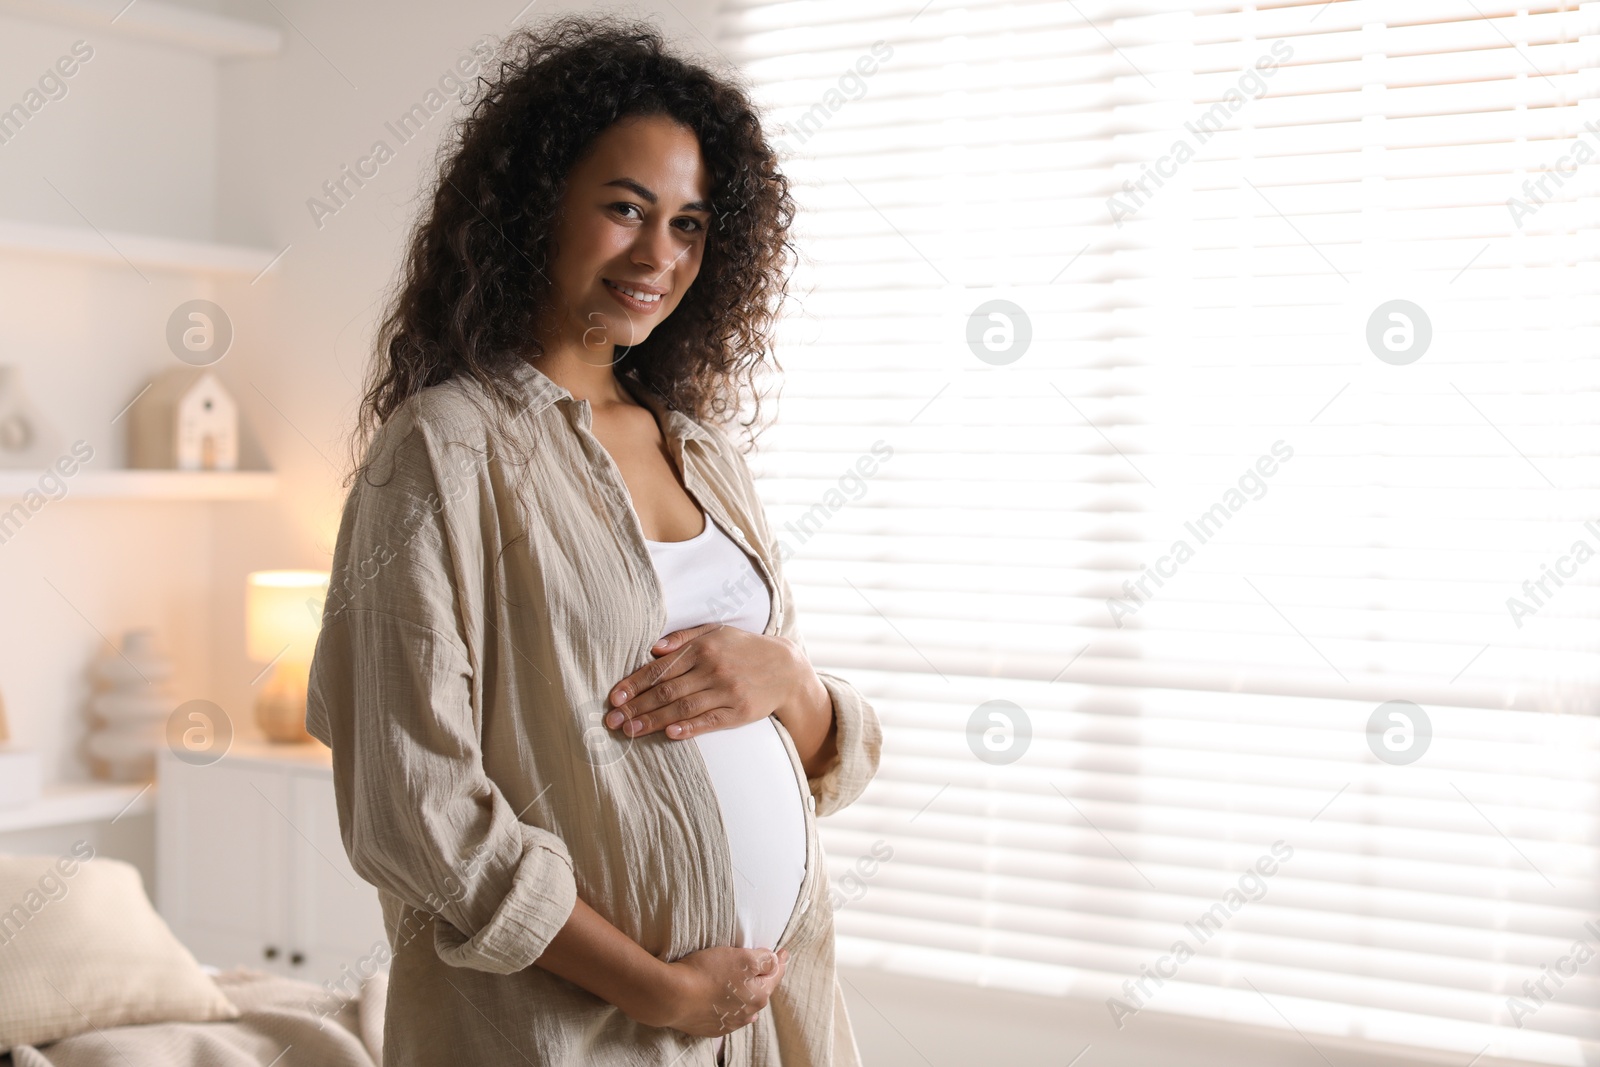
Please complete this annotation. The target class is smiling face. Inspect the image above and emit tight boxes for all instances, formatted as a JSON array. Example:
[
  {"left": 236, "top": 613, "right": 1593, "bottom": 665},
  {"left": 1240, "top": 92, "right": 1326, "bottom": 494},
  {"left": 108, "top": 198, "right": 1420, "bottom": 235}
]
[{"left": 537, "top": 113, "right": 713, "bottom": 362}]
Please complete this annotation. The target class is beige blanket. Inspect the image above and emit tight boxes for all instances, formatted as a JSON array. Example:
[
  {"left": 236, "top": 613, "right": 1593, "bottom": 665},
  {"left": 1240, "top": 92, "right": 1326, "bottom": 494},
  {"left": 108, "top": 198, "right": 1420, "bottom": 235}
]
[{"left": 2, "top": 967, "right": 386, "bottom": 1067}]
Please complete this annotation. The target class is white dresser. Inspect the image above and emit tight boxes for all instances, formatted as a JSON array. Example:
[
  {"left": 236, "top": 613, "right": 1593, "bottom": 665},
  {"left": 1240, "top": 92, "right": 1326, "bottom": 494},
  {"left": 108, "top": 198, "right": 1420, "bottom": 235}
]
[{"left": 156, "top": 741, "right": 388, "bottom": 988}]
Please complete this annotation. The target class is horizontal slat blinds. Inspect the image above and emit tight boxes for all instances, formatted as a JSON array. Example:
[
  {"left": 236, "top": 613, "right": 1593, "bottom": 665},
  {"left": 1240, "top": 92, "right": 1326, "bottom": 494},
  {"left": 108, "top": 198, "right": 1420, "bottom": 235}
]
[{"left": 720, "top": 1, "right": 1600, "bottom": 1063}]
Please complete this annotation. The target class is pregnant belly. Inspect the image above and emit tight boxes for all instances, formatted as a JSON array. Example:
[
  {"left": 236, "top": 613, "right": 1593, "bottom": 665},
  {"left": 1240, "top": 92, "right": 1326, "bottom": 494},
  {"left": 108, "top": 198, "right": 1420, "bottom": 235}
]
[{"left": 692, "top": 716, "right": 809, "bottom": 952}]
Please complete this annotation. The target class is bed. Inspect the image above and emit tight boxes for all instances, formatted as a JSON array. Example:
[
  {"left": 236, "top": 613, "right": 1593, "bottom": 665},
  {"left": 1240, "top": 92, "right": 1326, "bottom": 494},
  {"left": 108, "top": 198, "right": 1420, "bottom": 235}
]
[
  {"left": 0, "top": 851, "right": 388, "bottom": 1067},
  {"left": 1, "top": 966, "right": 387, "bottom": 1067}
]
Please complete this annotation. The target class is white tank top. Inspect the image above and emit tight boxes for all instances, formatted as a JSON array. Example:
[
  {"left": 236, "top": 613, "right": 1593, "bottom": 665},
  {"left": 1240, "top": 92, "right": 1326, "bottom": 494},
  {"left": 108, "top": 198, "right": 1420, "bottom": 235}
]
[{"left": 643, "top": 512, "right": 808, "bottom": 960}]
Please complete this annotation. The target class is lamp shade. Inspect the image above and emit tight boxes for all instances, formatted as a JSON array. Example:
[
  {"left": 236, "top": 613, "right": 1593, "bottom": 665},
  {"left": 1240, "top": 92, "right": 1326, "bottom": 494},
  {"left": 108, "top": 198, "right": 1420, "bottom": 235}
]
[{"left": 246, "top": 570, "right": 329, "bottom": 665}]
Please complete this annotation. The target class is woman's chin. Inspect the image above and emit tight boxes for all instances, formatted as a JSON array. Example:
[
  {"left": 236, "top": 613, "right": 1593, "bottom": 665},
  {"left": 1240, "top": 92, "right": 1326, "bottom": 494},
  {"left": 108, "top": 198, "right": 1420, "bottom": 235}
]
[{"left": 581, "top": 312, "right": 657, "bottom": 353}]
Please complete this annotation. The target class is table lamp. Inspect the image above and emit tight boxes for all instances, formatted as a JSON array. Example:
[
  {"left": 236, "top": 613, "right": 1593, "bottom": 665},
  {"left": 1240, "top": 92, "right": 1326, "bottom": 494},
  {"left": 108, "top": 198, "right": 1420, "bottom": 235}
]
[{"left": 247, "top": 570, "right": 329, "bottom": 744}]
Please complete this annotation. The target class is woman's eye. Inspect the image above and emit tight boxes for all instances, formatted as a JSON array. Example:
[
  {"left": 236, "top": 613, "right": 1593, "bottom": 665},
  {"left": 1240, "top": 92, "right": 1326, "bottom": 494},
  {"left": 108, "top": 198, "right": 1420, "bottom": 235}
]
[{"left": 611, "top": 203, "right": 704, "bottom": 234}]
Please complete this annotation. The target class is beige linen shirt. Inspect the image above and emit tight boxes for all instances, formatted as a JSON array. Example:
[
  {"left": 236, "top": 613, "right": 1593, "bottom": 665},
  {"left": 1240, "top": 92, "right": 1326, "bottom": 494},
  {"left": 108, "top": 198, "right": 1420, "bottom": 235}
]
[{"left": 305, "top": 359, "right": 883, "bottom": 1067}]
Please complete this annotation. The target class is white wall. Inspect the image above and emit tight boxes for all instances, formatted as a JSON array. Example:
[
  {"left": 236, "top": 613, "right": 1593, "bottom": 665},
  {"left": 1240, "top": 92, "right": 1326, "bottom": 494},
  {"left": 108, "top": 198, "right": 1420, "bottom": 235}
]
[{"left": 0, "top": 14, "right": 225, "bottom": 788}]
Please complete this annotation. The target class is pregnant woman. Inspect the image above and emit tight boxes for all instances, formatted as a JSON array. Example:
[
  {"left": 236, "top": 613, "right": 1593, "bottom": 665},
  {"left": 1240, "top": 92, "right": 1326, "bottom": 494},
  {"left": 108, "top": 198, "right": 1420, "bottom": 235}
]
[{"left": 305, "top": 15, "right": 882, "bottom": 1067}]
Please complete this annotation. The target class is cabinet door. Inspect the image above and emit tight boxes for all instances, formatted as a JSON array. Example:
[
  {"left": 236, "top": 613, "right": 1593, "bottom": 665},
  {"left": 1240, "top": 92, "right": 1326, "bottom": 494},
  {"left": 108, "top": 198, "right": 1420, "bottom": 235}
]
[
  {"left": 156, "top": 753, "right": 289, "bottom": 973},
  {"left": 288, "top": 771, "right": 389, "bottom": 987}
]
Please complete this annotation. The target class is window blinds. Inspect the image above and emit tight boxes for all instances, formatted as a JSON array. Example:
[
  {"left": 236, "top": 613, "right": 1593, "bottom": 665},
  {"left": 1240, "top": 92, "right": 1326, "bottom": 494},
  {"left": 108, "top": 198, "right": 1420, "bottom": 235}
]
[{"left": 719, "top": 2, "right": 1599, "bottom": 1064}]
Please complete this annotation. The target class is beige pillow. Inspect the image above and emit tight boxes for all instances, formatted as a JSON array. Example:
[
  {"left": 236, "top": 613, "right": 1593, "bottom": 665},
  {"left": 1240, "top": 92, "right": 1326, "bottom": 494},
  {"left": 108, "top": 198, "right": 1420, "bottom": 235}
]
[{"left": 0, "top": 850, "right": 239, "bottom": 1051}]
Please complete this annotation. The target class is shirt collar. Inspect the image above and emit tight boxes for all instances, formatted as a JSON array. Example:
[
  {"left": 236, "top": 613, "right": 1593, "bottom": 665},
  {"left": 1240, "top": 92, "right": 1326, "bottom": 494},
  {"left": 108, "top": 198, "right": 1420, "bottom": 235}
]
[{"left": 509, "top": 357, "right": 713, "bottom": 452}]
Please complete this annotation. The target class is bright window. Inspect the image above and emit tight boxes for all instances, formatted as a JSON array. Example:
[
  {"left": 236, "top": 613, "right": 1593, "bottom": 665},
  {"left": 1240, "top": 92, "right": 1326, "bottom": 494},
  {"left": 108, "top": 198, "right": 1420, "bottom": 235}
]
[{"left": 724, "top": 1, "right": 1600, "bottom": 1062}]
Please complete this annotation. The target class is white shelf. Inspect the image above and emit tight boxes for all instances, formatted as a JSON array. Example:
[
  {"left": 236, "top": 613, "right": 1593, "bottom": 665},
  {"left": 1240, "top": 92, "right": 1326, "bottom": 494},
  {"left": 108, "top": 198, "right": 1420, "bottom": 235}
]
[
  {"left": 0, "top": 0, "right": 282, "bottom": 57},
  {"left": 0, "top": 780, "right": 154, "bottom": 834},
  {"left": 0, "top": 217, "right": 282, "bottom": 277},
  {"left": 0, "top": 469, "right": 278, "bottom": 500}
]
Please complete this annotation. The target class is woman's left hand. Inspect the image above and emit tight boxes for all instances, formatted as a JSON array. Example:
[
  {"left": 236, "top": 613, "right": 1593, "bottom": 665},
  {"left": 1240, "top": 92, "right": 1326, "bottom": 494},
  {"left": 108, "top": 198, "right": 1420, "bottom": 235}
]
[{"left": 605, "top": 623, "right": 813, "bottom": 740}]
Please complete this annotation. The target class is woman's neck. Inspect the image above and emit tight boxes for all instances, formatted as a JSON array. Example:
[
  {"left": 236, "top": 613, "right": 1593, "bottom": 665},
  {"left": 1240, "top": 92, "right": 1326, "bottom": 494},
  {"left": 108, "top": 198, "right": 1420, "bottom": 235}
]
[{"left": 526, "top": 350, "right": 633, "bottom": 409}]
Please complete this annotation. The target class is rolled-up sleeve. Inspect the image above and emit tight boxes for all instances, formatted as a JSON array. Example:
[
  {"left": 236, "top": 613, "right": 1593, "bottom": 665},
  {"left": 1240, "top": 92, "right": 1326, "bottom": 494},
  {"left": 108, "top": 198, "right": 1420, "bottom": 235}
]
[{"left": 305, "top": 415, "right": 578, "bottom": 973}]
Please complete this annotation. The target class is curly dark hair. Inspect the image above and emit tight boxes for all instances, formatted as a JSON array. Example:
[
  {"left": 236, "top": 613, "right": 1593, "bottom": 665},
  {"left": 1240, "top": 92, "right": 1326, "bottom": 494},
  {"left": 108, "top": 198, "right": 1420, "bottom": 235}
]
[{"left": 354, "top": 13, "right": 796, "bottom": 465}]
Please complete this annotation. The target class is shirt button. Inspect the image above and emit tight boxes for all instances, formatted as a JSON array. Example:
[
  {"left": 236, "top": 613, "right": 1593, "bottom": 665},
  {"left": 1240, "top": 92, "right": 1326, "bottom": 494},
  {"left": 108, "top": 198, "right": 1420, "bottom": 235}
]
[{"left": 806, "top": 793, "right": 816, "bottom": 812}]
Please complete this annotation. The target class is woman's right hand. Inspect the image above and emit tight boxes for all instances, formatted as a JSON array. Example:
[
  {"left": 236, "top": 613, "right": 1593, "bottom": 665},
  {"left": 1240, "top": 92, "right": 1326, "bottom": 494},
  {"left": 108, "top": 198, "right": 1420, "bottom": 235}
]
[{"left": 642, "top": 945, "right": 790, "bottom": 1037}]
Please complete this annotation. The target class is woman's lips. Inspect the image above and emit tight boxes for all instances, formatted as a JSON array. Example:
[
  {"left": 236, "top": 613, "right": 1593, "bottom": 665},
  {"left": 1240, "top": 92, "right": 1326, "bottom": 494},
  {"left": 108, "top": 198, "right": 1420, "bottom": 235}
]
[{"left": 603, "top": 279, "right": 664, "bottom": 314}]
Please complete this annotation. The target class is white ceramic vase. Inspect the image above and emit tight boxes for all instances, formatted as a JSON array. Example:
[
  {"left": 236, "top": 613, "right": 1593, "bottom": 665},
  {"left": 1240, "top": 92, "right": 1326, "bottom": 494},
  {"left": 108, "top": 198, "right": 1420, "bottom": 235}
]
[{"left": 87, "top": 629, "right": 175, "bottom": 782}]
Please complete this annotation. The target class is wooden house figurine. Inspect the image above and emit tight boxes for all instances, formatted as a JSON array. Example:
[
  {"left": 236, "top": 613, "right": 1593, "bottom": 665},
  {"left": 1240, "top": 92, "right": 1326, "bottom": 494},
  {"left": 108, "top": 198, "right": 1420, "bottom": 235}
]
[{"left": 129, "top": 368, "right": 239, "bottom": 471}]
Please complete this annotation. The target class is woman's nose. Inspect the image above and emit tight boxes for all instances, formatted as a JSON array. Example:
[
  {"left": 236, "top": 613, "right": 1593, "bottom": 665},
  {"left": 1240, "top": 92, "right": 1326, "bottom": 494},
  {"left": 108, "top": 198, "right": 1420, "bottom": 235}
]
[{"left": 630, "top": 224, "right": 683, "bottom": 281}]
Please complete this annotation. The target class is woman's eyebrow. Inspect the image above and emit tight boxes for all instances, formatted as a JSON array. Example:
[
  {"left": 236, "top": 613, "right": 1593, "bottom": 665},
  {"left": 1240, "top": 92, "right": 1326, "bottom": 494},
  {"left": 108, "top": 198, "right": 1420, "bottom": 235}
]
[{"left": 603, "top": 177, "right": 711, "bottom": 213}]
